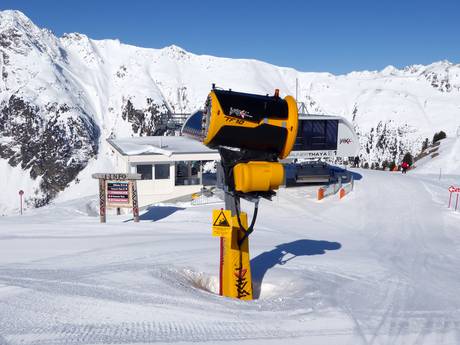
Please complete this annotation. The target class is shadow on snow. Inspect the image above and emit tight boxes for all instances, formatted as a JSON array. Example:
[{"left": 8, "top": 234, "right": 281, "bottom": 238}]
[
  {"left": 125, "top": 206, "right": 185, "bottom": 222},
  {"left": 250, "top": 239, "right": 341, "bottom": 299}
]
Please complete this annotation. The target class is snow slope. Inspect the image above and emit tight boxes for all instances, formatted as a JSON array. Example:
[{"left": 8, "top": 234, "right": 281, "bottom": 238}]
[
  {"left": 1, "top": 10, "right": 460, "bottom": 213},
  {"left": 0, "top": 170, "right": 459, "bottom": 344},
  {"left": 413, "top": 136, "right": 460, "bottom": 176}
]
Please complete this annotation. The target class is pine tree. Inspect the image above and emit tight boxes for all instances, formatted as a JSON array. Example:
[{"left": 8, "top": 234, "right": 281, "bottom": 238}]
[
  {"left": 422, "top": 138, "right": 429, "bottom": 151},
  {"left": 382, "top": 160, "right": 389, "bottom": 170},
  {"left": 402, "top": 152, "right": 413, "bottom": 166},
  {"left": 433, "top": 131, "right": 447, "bottom": 143}
]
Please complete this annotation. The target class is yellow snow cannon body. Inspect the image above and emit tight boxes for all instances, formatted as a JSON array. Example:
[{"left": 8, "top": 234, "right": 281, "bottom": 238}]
[{"left": 181, "top": 87, "right": 298, "bottom": 301}]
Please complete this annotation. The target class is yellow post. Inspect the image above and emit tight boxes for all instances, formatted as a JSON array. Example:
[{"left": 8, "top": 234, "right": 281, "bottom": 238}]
[{"left": 212, "top": 210, "right": 253, "bottom": 300}]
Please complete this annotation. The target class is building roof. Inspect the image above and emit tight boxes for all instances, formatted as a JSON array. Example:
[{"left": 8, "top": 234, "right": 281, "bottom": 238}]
[{"left": 107, "top": 136, "right": 218, "bottom": 157}]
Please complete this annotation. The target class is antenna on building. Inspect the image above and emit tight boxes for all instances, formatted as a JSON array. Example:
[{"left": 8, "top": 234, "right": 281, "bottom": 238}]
[{"left": 295, "top": 78, "right": 299, "bottom": 102}]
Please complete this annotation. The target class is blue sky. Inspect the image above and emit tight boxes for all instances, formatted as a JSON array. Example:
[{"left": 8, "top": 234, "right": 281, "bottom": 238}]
[{"left": 1, "top": 0, "right": 459, "bottom": 74}]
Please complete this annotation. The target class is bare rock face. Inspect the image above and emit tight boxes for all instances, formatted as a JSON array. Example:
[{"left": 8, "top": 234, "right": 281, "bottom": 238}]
[
  {"left": 121, "top": 98, "right": 172, "bottom": 136},
  {"left": 0, "top": 95, "right": 98, "bottom": 206}
]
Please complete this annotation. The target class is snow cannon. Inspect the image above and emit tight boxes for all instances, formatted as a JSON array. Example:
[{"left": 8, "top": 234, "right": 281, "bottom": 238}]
[
  {"left": 182, "top": 87, "right": 298, "bottom": 160},
  {"left": 182, "top": 87, "right": 298, "bottom": 196},
  {"left": 182, "top": 86, "right": 298, "bottom": 301}
]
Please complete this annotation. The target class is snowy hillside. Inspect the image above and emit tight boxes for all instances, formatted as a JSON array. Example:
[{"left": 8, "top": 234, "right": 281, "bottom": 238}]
[
  {"left": 413, "top": 136, "right": 460, "bottom": 175},
  {"left": 1, "top": 169, "right": 460, "bottom": 344},
  {"left": 1, "top": 9, "right": 460, "bottom": 213}
]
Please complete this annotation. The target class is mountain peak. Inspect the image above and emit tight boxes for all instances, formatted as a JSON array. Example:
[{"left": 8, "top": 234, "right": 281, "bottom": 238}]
[
  {"left": 0, "top": 10, "right": 36, "bottom": 31},
  {"left": 163, "top": 44, "right": 187, "bottom": 53},
  {"left": 160, "top": 44, "right": 190, "bottom": 60},
  {"left": 380, "top": 65, "right": 399, "bottom": 75}
]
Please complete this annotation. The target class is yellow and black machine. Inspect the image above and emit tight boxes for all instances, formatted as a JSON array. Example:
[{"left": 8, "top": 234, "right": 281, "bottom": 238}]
[{"left": 182, "top": 85, "right": 298, "bottom": 299}]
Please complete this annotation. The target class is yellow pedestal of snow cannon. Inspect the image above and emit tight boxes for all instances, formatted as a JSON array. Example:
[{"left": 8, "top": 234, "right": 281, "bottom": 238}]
[{"left": 213, "top": 210, "right": 252, "bottom": 300}]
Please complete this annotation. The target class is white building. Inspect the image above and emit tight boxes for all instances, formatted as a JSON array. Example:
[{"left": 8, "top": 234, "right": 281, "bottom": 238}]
[{"left": 108, "top": 136, "right": 220, "bottom": 207}]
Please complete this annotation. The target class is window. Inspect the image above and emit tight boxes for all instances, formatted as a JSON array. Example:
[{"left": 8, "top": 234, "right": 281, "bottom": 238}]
[
  {"left": 155, "top": 164, "right": 170, "bottom": 180},
  {"left": 294, "top": 120, "right": 338, "bottom": 151},
  {"left": 175, "top": 161, "right": 201, "bottom": 186},
  {"left": 136, "top": 164, "right": 152, "bottom": 180}
]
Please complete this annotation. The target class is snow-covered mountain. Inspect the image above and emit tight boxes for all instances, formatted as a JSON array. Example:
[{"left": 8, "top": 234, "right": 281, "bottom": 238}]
[{"left": 1, "top": 9, "right": 459, "bottom": 213}]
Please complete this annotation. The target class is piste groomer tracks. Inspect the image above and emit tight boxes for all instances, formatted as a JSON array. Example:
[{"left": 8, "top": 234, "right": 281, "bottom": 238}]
[{"left": 183, "top": 86, "right": 298, "bottom": 299}]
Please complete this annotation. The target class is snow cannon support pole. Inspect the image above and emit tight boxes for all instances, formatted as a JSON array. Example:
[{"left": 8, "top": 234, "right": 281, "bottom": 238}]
[{"left": 213, "top": 192, "right": 253, "bottom": 300}]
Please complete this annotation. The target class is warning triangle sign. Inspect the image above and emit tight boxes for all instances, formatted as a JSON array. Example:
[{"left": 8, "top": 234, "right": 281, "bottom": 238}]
[{"left": 213, "top": 210, "right": 230, "bottom": 227}]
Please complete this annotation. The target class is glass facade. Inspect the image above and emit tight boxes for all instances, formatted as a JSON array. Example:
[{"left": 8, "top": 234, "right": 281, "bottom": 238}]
[
  {"left": 294, "top": 120, "right": 338, "bottom": 151},
  {"left": 175, "top": 161, "right": 201, "bottom": 186}
]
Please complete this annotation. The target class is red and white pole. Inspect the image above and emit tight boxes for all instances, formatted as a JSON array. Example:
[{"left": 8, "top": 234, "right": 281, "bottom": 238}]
[
  {"left": 18, "top": 190, "right": 24, "bottom": 215},
  {"left": 219, "top": 237, "right": 224, "bottom": 296}
]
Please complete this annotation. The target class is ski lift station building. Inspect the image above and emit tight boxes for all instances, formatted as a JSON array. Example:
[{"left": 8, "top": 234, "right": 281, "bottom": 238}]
[
  {"left": 108, "top": 136, "right": 220, "bottom": 207},
  {"left": 289, "top": 114, "right": 359, "bottom": 160},
  {"left": 108, "top": 114, "right": 358, "bottom": 207}
]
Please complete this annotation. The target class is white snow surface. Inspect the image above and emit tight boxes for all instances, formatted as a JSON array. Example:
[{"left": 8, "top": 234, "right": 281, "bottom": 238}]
[
  {"left": 1, "top": 10, "right": 460, "bottom": 213},
  {"left": 413, "top": 137, "right": 460, "bottom": 176},
  {"left": 1, "top": 169, "right": 460, "bottom": 344}
]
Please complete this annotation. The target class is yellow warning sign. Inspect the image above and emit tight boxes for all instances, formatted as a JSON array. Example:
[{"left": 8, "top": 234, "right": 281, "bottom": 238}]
[
  {"left": 212, "top": 209, "right": 232, "bottom": 237},
  {"left": 213, "top": 210, "right": 230, "bottom": 227}
]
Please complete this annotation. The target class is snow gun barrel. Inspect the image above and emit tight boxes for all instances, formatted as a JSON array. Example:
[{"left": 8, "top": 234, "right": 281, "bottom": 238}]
[{"left": 182, "top": 88, "right": 298, "bottom": 160}]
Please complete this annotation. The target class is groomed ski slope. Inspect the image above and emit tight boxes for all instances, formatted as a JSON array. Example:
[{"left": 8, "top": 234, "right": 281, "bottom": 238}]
[{"left": 0, "top": 169, "right": 460, "bottom": 345}]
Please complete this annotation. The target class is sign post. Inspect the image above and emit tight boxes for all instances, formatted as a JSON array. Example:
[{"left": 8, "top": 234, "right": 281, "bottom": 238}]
[
  {"left": 98, "top": 179, "right": 106, "bottom": 223},
  {"left": 448, "top": 186, "right": 460, "bottom": 211},
  {"left": 18, "top": 190, "right": 24, "bottom": 215},
  {"left": 92, "top": 173, "right": 141, "bottom": 223}
]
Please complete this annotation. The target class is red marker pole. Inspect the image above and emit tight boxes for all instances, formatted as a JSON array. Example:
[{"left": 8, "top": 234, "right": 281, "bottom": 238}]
[
  {"left": 456, "top": 194, "right": 459, "bottom": 212},
  {"left": 219, "top": 237, "right": 224, "bottom": 296},
  {"left": 448, "top": 191, "right": 453, "bottom": 208},
  {"left": 18, "top": 190, "right": 24, "bottom": 215}
]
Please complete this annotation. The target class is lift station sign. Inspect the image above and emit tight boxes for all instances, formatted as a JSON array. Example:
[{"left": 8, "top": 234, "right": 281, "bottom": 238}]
[{"left": 106, "top": 181, "right": 132, "bottom": 208}]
